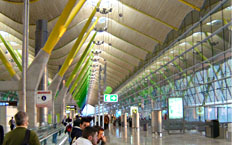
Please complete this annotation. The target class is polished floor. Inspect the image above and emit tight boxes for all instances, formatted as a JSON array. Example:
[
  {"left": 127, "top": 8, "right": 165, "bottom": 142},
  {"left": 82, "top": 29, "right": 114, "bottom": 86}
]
[{"left": 103, "top": 124, "right": 231, "bottom": 145}]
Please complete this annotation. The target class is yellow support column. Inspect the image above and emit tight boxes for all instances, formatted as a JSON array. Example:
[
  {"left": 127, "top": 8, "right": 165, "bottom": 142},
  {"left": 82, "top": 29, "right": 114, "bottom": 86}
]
[
  {"left": 42, "top": 0, "right": 80, "bottom": 54},
  {"left": 0, "top": 47, "right": 16, "bottom": 77},
  {"left": 58, "top": 18, "right": 99, "bottom": 77},
  {"left": 178, "top": 0, "right": 200, "bottom": 11}
]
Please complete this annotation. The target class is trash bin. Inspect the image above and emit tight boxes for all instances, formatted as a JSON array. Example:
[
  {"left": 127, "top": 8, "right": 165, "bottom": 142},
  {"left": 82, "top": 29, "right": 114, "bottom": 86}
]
[
  {"left": 129, "top": 119, "right": 132, "bottom": 127},
  {"left": 205, "top": 120, "right": 219, "bottom": 138},
  {"left": 143, "top": 123, "right": 148, "bottom": 131}
]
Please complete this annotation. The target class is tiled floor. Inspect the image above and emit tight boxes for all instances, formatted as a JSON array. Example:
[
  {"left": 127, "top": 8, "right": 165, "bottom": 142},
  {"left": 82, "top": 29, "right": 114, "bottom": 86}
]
[{"left": 103, "top": 124, "right": 231, "bottom": 145}]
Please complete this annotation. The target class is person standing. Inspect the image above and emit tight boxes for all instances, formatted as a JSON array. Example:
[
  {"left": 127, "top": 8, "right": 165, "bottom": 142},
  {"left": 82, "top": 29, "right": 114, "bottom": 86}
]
[
  {"left": 71, "top": 117, "right": 90, "bottom": 143},
  {"left": 3, "top": 111, "right": 40, "bottom": 145},
  {"left": 93, "top": 126, "right": 106, "bottom": 145},
  {"left": 8, "top": 117, "right": 15, "bottom": 131},
  {"left": 72, "top": 127, "right": 98, "bottom": 145},
  {"left": 0, "top": 125, "right": 4, "bottom": 145}
]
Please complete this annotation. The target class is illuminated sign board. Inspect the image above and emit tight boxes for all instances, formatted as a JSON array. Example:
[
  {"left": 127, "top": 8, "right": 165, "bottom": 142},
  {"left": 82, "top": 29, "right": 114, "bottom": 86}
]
[
  {"left": 66, "top": 105, "right": 76, "bottom": 111},
  {"left": 0, "top": 101, "right": 17, "bottom": 106},
  {"left": 168, "top": 98, "right": 183, "bottom": 119},
  {"left": 104, "top": 94, "right": 118, "bottom": 102}
]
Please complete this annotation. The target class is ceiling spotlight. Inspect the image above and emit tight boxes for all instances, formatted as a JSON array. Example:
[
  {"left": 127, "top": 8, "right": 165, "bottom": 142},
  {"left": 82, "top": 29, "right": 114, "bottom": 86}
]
[
  {"left": 9, "top": 59, "right": 14, "bottom": 62},
  {"left": 108, "top": 43, "right": 112, "bottom": 46},
  {"left": 91, "top": 50, "right": 102, "bottom": 55},
  {"left": 90, "top": 64, "right": 99, "bottom": 67},
  {"left": 93, "top": 40, "right": 104, "bottom": 45},
  {"left": 91, "top": 58, "right": 100, "bottom": 62},
  {"left": 94, "top": 27, "right": 107, "bottom": 32},
  {"left": 119, "top": 13, "right": 123, "bottom": 17},
  {"left": 96, "top": 8, "right": 113, "bottom": 14}
]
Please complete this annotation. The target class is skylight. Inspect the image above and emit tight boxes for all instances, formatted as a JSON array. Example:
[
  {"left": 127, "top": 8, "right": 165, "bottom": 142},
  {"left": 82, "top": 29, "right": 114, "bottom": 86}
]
[
  {"left": 192, "top": 32, "right": 202, "bottom": 37},
  {"left": 0, "top": 31, "right": 9, "bottom": 37},
  {"left": 226, "top": 6, "right": 232, "bottom": 10},
  {"left": 9, "top": 41, "right": 19, "bottom": 46},
  {"left": 86, "top": 0, "right": 112, "bottom": 8},
  {"left": 99, "top": 17, "right": 107, "bottom": 24},
  {"left": 179, "top": 42, "right": 188, "bottom": 46},
  {"left": 206, "top": 20, "right": 222, "bottom": 26}
]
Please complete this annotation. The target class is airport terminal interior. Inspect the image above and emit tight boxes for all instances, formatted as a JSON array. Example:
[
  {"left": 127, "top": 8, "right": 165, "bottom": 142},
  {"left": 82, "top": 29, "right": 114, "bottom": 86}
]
[{"left": 0, "top": 0, "right": 231, "bottom": 144}]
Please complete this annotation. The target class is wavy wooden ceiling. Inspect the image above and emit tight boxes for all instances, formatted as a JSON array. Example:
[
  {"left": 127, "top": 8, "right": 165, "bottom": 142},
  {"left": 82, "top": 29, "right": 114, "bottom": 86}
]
[{"left": 1, "top": 0, "right": 225, "bottom": 105}]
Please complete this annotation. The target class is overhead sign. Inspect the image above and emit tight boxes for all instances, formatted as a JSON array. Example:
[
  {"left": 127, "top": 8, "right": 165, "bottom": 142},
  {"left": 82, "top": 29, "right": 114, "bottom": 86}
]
[
  {"left": 66, "top": 105, "right": 76, "bottom": 111},
  {"left": 104, "top": 94, "right": 118, "bottom": 102},
  {"left": 0, "top": 101, "right": 17, "bottom": 106},
  {"left": 168, "top": 97, "right": 183, "bottom": 119},
  {"left": 36, "top": 90, "right": 52, "bottom": 107}
]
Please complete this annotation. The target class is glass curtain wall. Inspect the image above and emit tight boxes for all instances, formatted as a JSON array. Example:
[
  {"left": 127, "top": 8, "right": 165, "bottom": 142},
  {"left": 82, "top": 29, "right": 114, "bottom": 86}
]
[{"left": 117, "top": 0, "right": 232, "bottom": 123}]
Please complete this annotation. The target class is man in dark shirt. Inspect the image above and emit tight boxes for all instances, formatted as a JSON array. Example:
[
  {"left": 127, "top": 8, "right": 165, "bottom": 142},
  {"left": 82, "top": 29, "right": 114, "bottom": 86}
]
[
  {"left": 71, "top": 117, "right": 90, "bottom": 143},
  {"left": 8, "top": 117, "right": 15, "bottom": 131},
  {"left": 3, "top": 111, "right": 40, "bottom": 145}
]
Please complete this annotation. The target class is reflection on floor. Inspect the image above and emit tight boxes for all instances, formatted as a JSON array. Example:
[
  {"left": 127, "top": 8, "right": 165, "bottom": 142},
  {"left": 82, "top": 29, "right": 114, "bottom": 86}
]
[{"left": 104, "top": 124, "right": 230, "bottom": 145}]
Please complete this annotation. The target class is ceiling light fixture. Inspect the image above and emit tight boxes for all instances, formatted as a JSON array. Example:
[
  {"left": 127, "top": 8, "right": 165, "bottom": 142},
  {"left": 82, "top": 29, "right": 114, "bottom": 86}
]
[
  {"left": 96, "top": 8, "right": 112, "bottom": 14},
  {"left": 94, "top": 26, "right": 107, "bottom": 32},
  {"left": 93, "top": 40, "right": 104, "bottom": 45}
]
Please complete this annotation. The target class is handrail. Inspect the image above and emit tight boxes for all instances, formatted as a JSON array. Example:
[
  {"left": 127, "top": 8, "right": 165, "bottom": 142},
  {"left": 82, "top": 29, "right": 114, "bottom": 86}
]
[{"left": 39, "top": 126, "right": 65, "bottom": 143}]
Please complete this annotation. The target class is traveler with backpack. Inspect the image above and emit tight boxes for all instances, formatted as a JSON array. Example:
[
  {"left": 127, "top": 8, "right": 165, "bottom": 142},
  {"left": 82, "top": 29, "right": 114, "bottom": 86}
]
[{"left": 3, "top": 111, "right": 40, "bottom": 145}]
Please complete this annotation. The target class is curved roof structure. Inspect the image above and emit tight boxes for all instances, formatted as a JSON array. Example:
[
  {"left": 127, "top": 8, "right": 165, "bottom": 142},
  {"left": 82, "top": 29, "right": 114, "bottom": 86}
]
[{"left": 0, "top": 0, "right": 231, "bottom": 107}]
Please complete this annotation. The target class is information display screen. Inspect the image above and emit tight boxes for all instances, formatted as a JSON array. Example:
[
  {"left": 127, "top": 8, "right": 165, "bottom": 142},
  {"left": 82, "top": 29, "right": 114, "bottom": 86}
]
[
  {"left": 168, "top": 98, "right": 183, "bottom": 119},
  {"left": 116, "top": 110, "right": 121, "bottom": 118},
  {"left": 66, "top": 105, "right": 76, "bottom": 111}
]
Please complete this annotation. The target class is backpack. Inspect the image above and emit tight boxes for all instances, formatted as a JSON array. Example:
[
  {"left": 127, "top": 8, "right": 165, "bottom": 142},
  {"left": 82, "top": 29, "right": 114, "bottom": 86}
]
[
  {"left": 66, "top": 124, "right": 72, "bottom": 132},
  {"left": 21, "top": 129, "right": 30, "bottom": 145}
]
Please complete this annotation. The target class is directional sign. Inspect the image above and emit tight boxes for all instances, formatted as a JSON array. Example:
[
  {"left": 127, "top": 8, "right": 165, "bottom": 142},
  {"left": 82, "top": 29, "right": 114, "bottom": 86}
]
[
  {"left": 36, "top": 90, "right": 52, "bottom": 107},
  {"left": 104, "top": 94, "right": 118, "bottom": 102}
]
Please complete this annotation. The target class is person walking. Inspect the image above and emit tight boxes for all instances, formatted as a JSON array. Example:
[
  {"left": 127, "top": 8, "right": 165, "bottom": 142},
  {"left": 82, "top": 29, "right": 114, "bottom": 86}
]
[
  {"left": 3, "top": 111, "right": 40, "bottom": 145},
  {"left": 8, "top": 117, "right": 15, "bottom": 131}
]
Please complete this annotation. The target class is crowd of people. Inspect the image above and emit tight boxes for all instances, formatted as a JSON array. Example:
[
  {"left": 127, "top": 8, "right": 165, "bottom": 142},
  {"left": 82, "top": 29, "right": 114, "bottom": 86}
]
[
  {"left": 1, "top": 111, "right": 41, "bottom": 145},
  {"left": 62, "top": 115, "right": 107, "bottom": 145},
  {"left": 0, "top": 112, "right": 109, "bottom": 145}
]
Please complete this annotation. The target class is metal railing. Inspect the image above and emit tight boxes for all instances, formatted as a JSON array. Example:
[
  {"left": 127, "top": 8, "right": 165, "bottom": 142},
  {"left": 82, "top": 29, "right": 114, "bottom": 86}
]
[{"left": 32, "top": 124, "right": 68, "bottom": 145}]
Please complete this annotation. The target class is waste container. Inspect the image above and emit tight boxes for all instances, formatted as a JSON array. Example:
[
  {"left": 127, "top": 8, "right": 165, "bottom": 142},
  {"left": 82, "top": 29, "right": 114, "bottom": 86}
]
[
  {"left": 205, "top": 120, "right": 219, "bottom": 138},
  {"left": 143, "top": 123, "right": 148, "bottom": 131}
]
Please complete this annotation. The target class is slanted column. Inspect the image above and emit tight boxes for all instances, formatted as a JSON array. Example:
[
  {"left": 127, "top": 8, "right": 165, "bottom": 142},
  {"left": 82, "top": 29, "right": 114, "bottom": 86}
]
[
  {"left": 55, "top": 86, "right": 68, "bottom": 123},
  {"left": 35, "top": 19, "right": 48, "bottom": 126}
]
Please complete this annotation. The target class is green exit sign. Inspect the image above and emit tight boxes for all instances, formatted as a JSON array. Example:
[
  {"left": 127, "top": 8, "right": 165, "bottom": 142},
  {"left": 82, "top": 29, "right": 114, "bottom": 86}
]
[{"left": 104, "top": 94, "right": 118, "bottom": 102}]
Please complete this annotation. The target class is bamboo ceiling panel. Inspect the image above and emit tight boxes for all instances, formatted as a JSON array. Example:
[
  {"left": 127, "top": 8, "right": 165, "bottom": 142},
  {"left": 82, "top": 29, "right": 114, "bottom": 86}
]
[
  {"left": 183, "top": 0, "right": 206, "bottom": 9},
  {"left": 0, "top": 0, "right": 66, "bottom": 24},
  {"left": 103, "top": 60, "right": 129, "bottom": 76},
  {"left": 100, "top": 44, "right": 140, "bottom": 66},
  {"left": 98, "top": 33, "right": 148, "bottom": 59},
  {"left": 117, "top": 4, "right": 173, "bottom": 43},
  {"left": 107, "top": 20, "right": 156, "bottom": 52},
  {"left": 99, "top": 52, "right": 134, "bottom": 71}
]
